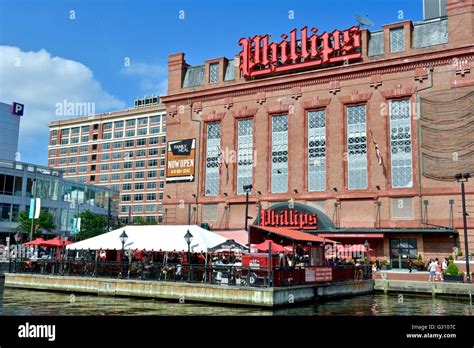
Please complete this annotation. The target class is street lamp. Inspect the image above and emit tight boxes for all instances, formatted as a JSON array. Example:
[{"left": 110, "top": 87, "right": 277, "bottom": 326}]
[
  {"left": 61, "top": 234, "right": 68, "bottom": 275},
  {"left": 14, "top": 233, "right": 22, "bottom": 261},
  {"left": 364, "top": 240, "right": 370, "bottom": 262},
  {"left": 184, "top": 230, "right": 193, "bottom": 281},
  {"left": 455, "top": 172, "right": 471, "bottom": 282},
  {"left": 243, "top": 184, "right": 253, "bottom": 247},
  {"left": 119, "top": 230, "right": 128, "bottom": 260}
]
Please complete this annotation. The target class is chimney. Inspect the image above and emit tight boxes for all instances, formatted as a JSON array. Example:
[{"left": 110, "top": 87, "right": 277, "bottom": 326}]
[{"left": 167, "top": 53, "right": 187, "bottom": 94}]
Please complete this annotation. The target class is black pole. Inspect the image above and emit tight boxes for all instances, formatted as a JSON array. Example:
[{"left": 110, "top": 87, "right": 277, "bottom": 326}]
[
  {"left": 107, "top": 197, "right": 111, "bottom": 231},
  {"left": 187, "top": 203, "right": 191, "bottom": 225},
  {"left": 187, "top": 242, "right": 191, "bottom": 282},
  {"left": 244, "top": 191, "right": 249, "bottom": 231},
  {"left": 245, "top": 190, "right": 249, "bottom": 245},
  {"left": 461, "top": 181, "right": 471, "bottom": 282}
]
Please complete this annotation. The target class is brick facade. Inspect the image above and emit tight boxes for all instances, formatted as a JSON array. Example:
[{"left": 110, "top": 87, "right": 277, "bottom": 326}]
[{"left": 162, "top": 0, "right": 474, "bottom": 263}]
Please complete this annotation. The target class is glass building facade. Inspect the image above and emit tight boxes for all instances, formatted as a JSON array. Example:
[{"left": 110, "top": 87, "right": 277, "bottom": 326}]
[{"left": 0, "top": 159, "right": 118, "bottom": 235}]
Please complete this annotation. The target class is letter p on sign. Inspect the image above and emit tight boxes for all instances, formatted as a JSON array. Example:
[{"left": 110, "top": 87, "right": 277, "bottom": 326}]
[{"left": 11, "top": 102, "right": 24, "bottom": 116}]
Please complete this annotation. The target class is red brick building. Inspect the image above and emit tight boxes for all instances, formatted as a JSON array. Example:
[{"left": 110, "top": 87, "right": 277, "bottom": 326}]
[{"left": 161, "top": 0, "right": 474, "bottom": 268}]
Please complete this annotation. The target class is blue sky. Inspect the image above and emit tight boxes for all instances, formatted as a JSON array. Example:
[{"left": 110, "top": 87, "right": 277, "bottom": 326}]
[{"left": 0, "top": 0, "right": 423, "bottom": 164}]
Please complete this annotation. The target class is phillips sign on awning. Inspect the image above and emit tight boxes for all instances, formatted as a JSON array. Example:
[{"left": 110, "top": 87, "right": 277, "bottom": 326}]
[{"left": 166, "top": 138, "right": 196, "bottom": 183}]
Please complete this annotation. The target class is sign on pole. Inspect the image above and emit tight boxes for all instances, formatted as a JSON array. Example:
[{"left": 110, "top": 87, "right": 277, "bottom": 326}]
[{"left": 28, "top": 198, "right": 41, "bottom": 219}]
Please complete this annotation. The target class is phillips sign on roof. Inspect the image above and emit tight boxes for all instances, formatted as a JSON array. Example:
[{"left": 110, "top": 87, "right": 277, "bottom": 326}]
[{"left": 239, "top": 25, "right": 362, "bottom": 78}]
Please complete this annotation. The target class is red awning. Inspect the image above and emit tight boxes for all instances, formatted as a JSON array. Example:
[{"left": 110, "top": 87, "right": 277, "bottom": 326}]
[
  {"left": 24, "top": 238, "right": 46, "bottom": 246},
  {"left": 41, "top": 237, "right": 73, "bottom": 247},
  {"left": 251, "top": 240, "right": 292, "bottom": 253},
  {"left": 251, "top": 225, "right": 337, "bottom": 243},
  {"left": 317, "top": 233, "right": 384, "bottom": 239}
]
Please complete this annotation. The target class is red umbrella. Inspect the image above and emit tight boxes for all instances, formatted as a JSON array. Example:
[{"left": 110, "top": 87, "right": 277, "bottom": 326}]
[
  {"left": 251, "top": 240, "right": 291, "bottom": 253},
  {"left": 42, "top": 237, "right": 73, "bottom": 247},
  {"left": 24, "top": 238, "right": 46, "bottom": 246}
]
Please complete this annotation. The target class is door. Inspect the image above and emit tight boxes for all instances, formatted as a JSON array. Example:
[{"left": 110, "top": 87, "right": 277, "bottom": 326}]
[{"left": 390, "top": 238, "right": 417, "bottom": 269}]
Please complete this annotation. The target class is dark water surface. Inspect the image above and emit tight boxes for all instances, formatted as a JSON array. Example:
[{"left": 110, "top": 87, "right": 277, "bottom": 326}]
[{"left": 0, "top": 282, "right": 473, "bottom": 316}]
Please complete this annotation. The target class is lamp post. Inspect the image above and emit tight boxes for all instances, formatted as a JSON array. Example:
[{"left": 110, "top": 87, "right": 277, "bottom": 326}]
[
  {"left": 61, "top": 234, "right": 68, "bottom": 275},
  {"left": 119, "top": 230, "right": 128, "bottom": 260},
  {"left": 455, "top": 173, "right": 471, "bottom": 283},
  {"left": 364, "top": 240, "right": 370, "bottom": 262},
  {"left": 184, "top": 230, "right": 193, "bottom": 282},
  {"left": 119, "top": 230, "right": 128, "bottom": 279},
  {"left": 243, "top": 184, "right": 253, "bottom": 247},
  {"left": 14, "top": 232, "right": 21, "bottom": 261}
]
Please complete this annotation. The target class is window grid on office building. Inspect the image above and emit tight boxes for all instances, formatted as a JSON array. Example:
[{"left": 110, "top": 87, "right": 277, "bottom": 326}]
[
  {"left": 347, "top": 105, "right": 368, "bottom": 190},
  {"left": 308, "top": 110, "right": 326, "bottom": 192},
  {"left": 209, "top": 63, "right": 219, "bottom": 84},
  {"left": 390, "top": 99, "right": 413, "bottom": 188},
  {"left": 205, "top": 123, "right": 221, "bottom": 196},
  {"left": 390, "top": 27, "right": 405, "bottom": 52},
  {"left": 271, "top": 115, "right": 288, "bottom": 193},
  {"left": 236, "top": 119, "right": 253, "bottom": 195}
]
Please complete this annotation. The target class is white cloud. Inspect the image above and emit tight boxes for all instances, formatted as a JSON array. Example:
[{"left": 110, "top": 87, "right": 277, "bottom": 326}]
[
  {"left": 121, "top": 61, "right": 168, "bottom": 96},
  {"left": 0, "top": 46, "right": 125, "bottom": 164}
]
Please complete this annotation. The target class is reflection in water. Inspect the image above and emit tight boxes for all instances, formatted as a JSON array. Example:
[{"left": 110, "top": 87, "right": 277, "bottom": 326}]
[{"left": 0, "top": 286, "right": 473, "bottom": 316}]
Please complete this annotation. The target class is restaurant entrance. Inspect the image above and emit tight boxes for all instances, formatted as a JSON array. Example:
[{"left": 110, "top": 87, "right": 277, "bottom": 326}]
[{"left": 389, "top": 238, "right": 418, "bottom": 269}]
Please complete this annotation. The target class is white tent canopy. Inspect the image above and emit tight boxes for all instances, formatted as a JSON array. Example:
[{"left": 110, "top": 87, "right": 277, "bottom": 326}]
[{"left": 66, "top": 225, "right": 228, "bottom": 252}]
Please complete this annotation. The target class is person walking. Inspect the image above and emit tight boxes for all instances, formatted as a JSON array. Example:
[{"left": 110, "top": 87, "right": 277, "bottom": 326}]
[
  {"left": 408, "top": 259, "right": 413, "bottom": 273},
  {"left": 428, "top": 259, "right": 437, "bottom": 281},
  {"left": 435, "top": 258, "right": 443, "bottom": 281},
  {"left": 442, "top": 258, "right": 448, "bottom": 272}
]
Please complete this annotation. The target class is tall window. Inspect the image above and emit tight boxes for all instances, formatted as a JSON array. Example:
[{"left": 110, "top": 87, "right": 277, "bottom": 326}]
[
  {"left": 236, "top": 119, "right": 253, "bottom": 195},
  {"left": 347, "top": 105, "right": 368, "bottom": 190},
  {"left": 390, "top": 27, "right": 405, "bottom": 53},
  {"left": 308, "top": 110, "right": 326, "bottom": 192},
  {"left": 271, "top": 115, "right": 288, "bottom": 193},
  {"left": 205, "top": 123, "right": 221, "bottom": 196},
  {"left": 390, "top": 99, "right": 412, "bottom": 188},
  {"left": 209, "top": 63, "right": 219, "bottom": 83}
]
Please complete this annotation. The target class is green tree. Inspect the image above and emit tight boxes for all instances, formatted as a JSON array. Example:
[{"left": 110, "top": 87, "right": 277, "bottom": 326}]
[
  {"left": 77, "top": 210, "right": 108, "bottom": 240},
  {"left": 16, "top": 210, "right": 56, "bottom": 238},
  {"left": 132, "top": 217, "right": 158, "bottom": 225}
]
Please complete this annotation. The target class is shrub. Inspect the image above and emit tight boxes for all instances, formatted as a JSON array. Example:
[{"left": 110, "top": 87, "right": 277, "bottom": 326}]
[
  {"left": 417, "top": 254, "right": 423, "bottom": 261},
  {"left": 445, "top": 263, "right": 461, "bottom": 276},
  {"left": 448, "top": 255, "right": 454, "bottom": 262}
]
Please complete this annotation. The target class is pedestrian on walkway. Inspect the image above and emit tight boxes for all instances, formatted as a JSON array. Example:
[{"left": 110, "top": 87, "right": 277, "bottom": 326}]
[
  {"left": 442, "top": 258, "right": 448, "bottom": 272},
  {"left": 435, "top": 258, "right": 443, "bottom": 281},
  {"left": 408, "top": 259, "right": 413, "bottom": 273},
  {"left": 428, "top": 259, "right": 437, "bottom": 281}
]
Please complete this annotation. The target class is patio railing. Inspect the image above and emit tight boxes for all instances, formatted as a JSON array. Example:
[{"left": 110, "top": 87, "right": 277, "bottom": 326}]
[{"left": 7, "top": 259, "right": 372, "bottom": 287}]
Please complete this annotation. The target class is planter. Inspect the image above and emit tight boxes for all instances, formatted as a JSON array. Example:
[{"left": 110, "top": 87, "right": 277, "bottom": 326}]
[
  {"left": 415, "top": 265, "right": 424, "bottom": 271},
  {"left": 444, "top": 274, "right": 464, "bottom": 283}
]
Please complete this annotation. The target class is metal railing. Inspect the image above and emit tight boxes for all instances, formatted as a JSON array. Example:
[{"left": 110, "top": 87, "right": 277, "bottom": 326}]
[{"left": 7, "top": 259, "right": 372, "bottom": 287}]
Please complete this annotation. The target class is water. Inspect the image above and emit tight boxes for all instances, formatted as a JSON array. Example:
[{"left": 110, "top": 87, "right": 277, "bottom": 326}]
[{"left": 0, "top": 282, "right": 473, "bottom": 316}]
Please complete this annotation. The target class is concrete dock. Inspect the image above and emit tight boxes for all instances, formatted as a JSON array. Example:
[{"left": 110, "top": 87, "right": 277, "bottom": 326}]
[
  {"left": 375, "top": 279, "right": 474, "bottom": 298},
  {"left": 4, "top": 273, "right": 373, "bottom": 307}
]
